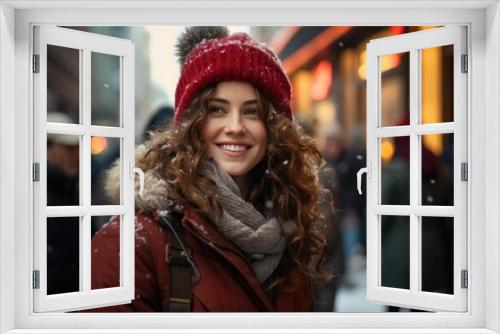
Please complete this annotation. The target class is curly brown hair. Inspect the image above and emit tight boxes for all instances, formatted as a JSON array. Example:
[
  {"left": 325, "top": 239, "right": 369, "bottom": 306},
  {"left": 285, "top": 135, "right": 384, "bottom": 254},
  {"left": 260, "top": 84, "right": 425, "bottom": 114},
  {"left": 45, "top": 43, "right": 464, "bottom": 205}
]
[{"left": 138, "top": 84, "right": 333, "bottom": 291}]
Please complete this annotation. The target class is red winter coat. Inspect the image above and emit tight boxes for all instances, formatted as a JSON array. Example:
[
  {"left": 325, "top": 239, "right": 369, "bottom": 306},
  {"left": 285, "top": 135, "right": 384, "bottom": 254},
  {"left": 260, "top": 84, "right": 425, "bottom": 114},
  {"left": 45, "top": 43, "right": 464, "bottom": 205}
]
[{"left": 88, "top": 206, "right": 313, "bottom": 312}]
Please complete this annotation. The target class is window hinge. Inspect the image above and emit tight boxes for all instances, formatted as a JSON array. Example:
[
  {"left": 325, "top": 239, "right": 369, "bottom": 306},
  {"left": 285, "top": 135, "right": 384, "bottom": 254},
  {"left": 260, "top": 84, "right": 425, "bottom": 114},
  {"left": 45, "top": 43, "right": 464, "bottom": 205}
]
[
  {"left": 32, "top": 163, "right": 40, "bottom": 182},
  {"left": 461, "top": 54, "right": 468, "bottom": 73},
  {"left": 32, "top": 55, "right": 40, "bottom": 73},
  {"left": 33, "top": 270, "right": 40, "bottom": 289},
  {"left": 461, "top": 162, "right": 468, "bottom": 181},
  {"left": 461, "top": 269, "right": 468, "bottom": 289}
]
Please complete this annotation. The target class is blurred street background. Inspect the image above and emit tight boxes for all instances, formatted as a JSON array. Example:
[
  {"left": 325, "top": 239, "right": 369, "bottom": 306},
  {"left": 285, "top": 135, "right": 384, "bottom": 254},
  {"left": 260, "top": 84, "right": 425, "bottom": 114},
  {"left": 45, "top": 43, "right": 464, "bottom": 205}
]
[{"left": 46, "top": 26, "right": 453, "bottom": 312}]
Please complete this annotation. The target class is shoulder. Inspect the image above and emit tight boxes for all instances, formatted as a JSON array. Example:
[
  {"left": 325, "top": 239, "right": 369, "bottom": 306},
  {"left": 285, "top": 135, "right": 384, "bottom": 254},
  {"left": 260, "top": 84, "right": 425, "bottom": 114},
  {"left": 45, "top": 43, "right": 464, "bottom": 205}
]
[
  {"left": 92, "top": 212, "right": 168, "bottom": 250},
  {"left": 134, "top": 211, "right": 168, "bottom": 249}
]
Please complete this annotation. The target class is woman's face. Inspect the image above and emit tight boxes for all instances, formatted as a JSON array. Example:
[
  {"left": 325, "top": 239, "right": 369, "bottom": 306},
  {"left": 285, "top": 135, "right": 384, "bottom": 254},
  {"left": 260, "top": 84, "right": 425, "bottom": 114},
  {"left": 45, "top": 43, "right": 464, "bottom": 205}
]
[{"left": 202, "top": 81, "right": 268, "bottom": 179}]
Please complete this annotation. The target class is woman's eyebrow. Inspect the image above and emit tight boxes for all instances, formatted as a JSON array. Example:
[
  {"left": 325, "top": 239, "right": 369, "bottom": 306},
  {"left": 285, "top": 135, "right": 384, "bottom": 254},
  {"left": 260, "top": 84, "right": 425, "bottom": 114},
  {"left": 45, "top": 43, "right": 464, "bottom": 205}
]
[
  {"left": 209, "top": 98, "right": 229, "bottom": 104},
  {"left": 209, "top": 98, "right": 258, "bottom": 105}
]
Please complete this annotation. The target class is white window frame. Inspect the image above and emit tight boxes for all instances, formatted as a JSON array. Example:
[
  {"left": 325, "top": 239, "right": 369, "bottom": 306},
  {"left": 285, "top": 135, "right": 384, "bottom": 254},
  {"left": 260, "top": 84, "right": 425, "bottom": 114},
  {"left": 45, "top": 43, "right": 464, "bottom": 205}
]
[
  {"left": 365, "top": 26, "right": 468, "bottom": 312},
  {"left": 33, "top": 26, "right": 136, "bottom": 312},
  {"left": 0, "top": 1, "right": 499, "bottom": 333}
]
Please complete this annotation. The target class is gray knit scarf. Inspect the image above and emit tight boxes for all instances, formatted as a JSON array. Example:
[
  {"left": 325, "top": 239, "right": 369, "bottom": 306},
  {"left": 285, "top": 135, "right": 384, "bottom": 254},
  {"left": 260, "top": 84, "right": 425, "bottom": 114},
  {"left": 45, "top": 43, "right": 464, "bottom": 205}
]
[{"left": 200, "top": 159, "right": 293, "bottom": 284}]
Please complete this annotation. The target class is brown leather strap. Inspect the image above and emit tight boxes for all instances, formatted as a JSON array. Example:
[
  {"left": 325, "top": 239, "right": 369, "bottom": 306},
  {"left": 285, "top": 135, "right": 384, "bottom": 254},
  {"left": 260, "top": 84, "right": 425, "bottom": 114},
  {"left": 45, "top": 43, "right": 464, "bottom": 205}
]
[{"left": 158, "top": 212, "right": 194, "bottom": 312}]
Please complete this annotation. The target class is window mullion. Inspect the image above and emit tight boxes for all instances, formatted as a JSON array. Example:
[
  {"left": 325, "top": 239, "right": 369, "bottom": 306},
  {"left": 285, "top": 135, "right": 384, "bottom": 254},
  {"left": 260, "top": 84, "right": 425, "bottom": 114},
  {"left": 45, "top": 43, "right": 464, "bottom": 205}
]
[
  {"left": 81, "top": 48, "right": 92, "bottom": 293},
  {"left": 375, "top": 123, "right": 455, "bottom": 137},
  {"left": 81, "top": 215, "right": 91, "bottom": 292},
  {"left": 45, "top": 123, "right": 127, "bottom": 138},
  {"left": 409, "top": 48, "right": 420, "bottom": 294}
]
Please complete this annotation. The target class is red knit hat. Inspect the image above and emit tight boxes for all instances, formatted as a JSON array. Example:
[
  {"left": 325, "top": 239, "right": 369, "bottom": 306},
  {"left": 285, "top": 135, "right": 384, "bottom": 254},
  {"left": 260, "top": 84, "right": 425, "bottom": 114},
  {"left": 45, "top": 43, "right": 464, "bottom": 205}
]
[{"left": 174, "top": 27, "right": 292, "bottom": 123}]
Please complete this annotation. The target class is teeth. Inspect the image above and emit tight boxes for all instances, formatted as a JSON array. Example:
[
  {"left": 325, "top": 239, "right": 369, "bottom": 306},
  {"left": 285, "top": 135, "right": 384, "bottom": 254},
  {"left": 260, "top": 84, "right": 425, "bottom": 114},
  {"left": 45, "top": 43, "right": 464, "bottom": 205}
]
[{"left": 221, "top": 144, "right": 247, "bottom": 152}]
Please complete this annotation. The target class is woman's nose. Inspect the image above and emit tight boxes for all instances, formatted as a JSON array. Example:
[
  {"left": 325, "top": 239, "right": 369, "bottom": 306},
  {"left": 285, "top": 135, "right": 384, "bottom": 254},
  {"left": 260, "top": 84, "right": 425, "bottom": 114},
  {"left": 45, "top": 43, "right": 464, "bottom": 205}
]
[{"left": 224, "top": 112, "right": 245, "bottom": 134}]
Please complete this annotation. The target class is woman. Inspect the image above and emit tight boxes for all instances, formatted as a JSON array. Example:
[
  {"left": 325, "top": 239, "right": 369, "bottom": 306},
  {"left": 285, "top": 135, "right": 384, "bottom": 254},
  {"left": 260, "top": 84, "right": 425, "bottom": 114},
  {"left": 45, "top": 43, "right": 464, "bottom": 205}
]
[{"left": 89, "top": 26, "right": 332, "bottom": 312}]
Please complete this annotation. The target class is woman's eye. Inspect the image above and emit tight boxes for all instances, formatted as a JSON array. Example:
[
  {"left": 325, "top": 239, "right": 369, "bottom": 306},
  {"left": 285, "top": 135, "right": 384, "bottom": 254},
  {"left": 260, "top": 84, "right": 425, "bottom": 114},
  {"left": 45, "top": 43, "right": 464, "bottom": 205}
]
[
  {"left": 244, "top": 109, "right": 259, "bottom": 117},
  {"left": 208, "top": 107, "right": 224, "bottom": 115}
]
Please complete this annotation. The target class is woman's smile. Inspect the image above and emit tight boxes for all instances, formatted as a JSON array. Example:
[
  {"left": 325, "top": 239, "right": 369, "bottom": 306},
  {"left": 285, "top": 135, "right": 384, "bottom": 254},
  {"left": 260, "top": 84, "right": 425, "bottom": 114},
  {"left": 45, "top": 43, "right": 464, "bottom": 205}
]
[{"left": 217, "top": 142, "right": 252, "bottom": 157}]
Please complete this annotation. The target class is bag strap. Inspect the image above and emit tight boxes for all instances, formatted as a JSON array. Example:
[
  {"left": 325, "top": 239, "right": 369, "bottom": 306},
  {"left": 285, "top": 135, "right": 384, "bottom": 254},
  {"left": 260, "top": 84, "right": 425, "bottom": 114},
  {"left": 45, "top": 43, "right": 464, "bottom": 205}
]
[{"left": 158, "top": 209, "right": 200, "bottom": 312}]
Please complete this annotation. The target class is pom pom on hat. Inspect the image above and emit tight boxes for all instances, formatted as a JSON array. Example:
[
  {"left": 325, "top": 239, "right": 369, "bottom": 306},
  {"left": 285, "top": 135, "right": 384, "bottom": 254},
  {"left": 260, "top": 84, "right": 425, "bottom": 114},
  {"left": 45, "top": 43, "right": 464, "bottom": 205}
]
[
  {"left": 175, "top": 26, "right": 229, "bottom": 68},
  {"left": 173, "top": 26, "right": 292, "bottom": 123}
]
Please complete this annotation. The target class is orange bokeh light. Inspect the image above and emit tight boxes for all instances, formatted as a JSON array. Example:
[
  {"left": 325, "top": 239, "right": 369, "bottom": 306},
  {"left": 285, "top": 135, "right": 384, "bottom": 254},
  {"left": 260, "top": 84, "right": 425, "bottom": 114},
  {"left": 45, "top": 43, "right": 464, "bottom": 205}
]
[
  {"left": 390, "top": 26, "right": 405, "bottom": 35},
  {"left": 311, "top": 60, "right": 333, "bottom": 101},
  {"left": 91, "top": 136, "right": 108, "bottom": 155},
  {"left": 381, "top": 138, "right": 395, "bottom": 162}
]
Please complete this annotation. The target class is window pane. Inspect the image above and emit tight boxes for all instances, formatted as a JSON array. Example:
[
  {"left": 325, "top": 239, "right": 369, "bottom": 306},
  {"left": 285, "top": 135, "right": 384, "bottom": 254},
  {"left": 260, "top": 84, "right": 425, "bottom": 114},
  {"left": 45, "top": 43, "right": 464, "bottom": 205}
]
[
  {"left": 91, "top": 216, "right": 120, "bottom": 289},
  {"left": 47, "top": 217, "right": 80, "bottom": 295},
  {"left": 381, "top": 215, "right": 410, "bottom": 289},
  {"left": 47, "top": 134, "right": 80, "bottom": 206},
  {"left": 91, "top": 137, "right": 121, "bottom": 205},
  {"left": 381, "top": 136, "right": 409, "bottom": 205},
  {"left": 380, "top": 52, "right": 409, "bottom": 127},
  {"left": 91, "top": 52, "right": 121, "bottom": 127},
  {"left": 422, "top": 217, "right": 454, "bottom": 294},
  {"left": 47, "top": 45, "right": 80, "bottom": 124},
  {"left": 421, "top": 45, "right": 454, "bottom": 124},
  {"left": 421, "top": 134, "right": 454, "bottom": 206}
]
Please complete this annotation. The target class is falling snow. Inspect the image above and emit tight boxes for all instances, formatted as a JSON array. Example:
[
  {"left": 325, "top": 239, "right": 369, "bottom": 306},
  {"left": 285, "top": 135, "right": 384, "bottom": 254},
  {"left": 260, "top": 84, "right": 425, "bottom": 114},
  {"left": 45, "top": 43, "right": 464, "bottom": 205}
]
[
  {"left": 135, "top": 234, "right": 147, "bottom": 246},
  {"left": 134, "top": 218, "right": 148, "bottom": 245},
  {"left": 191, "top": 220, "right": 208, "bottom": 235},
  {"left": 135, "top": 219, "right": 144, "bottom": 233}
]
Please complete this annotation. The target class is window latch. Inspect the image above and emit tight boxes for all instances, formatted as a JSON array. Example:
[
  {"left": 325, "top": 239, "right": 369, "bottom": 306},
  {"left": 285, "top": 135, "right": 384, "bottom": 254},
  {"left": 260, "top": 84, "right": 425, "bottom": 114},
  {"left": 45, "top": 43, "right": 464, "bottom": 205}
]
[
  {"left": 130, "top": 163, "right": 145, "bottom": 195},
  {"left": 356, "top": 163, "right": 371, "bottom": 195}
]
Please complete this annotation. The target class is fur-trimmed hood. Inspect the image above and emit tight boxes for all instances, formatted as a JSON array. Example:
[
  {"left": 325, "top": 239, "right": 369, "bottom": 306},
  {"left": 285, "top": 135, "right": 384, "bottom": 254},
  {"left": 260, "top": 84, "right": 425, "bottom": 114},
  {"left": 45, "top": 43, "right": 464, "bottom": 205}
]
[{"left": 104, "top": 144, "right": 169, "bottom": 213}]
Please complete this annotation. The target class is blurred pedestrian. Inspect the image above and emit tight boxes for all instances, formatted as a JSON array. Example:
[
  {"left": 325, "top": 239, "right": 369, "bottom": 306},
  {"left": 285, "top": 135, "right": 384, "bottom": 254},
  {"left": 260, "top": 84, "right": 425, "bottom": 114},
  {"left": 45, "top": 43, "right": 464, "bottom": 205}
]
[
  {"left": 321, "top": 123, "right": 363, "bottom": 276},
  {"left": 296, "top": 117, "right": 345, "bottom": 312}
]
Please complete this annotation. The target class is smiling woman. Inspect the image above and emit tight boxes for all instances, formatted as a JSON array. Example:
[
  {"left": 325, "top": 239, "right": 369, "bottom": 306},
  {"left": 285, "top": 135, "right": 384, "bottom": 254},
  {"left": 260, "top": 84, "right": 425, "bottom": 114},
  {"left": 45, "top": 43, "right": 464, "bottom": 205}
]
[{"left": 87, "top": 26, "right": 333, "bottom": 312}]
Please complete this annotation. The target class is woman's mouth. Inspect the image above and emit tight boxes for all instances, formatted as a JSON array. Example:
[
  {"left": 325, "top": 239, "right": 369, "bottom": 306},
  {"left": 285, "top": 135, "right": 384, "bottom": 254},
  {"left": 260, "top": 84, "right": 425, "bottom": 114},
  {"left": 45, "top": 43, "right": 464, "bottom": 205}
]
[{"left": 217, "top": 144, "right": 251, "bottom": 157}]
